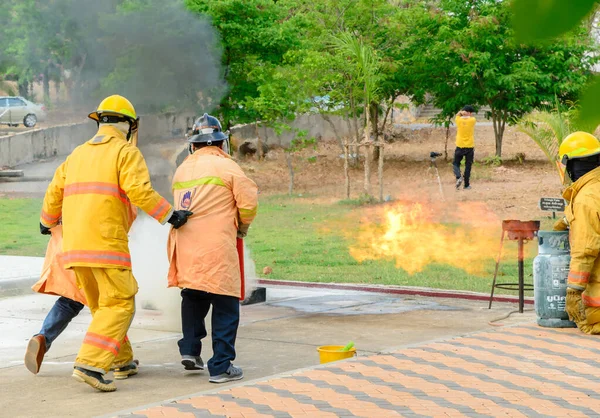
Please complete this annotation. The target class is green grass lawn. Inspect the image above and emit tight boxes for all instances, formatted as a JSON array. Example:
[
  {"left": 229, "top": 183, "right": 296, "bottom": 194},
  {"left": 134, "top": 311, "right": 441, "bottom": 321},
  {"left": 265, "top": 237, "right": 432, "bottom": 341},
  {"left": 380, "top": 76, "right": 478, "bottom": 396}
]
[
  {"left": 0, "top": 196, "right": 549, "bottom": 295},
  {"left": 0, "top": 198, "right": 48, "bottom": 256}
]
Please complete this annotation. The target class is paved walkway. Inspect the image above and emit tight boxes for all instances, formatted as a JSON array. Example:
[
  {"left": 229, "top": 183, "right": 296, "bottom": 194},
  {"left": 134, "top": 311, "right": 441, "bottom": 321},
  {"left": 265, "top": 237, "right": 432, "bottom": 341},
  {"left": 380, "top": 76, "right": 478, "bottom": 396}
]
[{"left": 116, "top": 324, "right": 600, "bottom": 418}]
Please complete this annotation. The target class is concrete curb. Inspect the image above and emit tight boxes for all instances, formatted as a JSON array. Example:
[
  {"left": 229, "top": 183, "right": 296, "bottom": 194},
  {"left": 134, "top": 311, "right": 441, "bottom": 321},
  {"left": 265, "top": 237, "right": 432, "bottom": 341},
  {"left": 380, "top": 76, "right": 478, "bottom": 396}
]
[{"left": 257, "top": 279, "right": 534, "bottom": 305}]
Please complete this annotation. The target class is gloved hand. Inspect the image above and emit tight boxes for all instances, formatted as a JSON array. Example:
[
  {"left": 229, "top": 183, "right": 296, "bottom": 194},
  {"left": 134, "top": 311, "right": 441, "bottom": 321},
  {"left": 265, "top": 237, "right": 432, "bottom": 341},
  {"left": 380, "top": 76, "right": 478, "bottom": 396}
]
[
  {"left": 553, "top": 217, "right": 569, "bottom": 231},
  {"left": 566, "top": 288, "right": 585, "bottom": 325},
  {"left": 237, "top": 223, "right": 250, "bottom": 238},
  {"left": 40, "top": 223, "right": 51, "bottom": 235},
  {"left": 168, "top": 210, "right": 193, "bottom": 229}
]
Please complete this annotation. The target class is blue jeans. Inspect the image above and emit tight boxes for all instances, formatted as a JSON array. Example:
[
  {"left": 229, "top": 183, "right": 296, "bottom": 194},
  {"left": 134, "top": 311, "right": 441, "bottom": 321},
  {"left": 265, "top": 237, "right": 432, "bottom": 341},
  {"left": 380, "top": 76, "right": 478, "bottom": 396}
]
[
  {"left": 177, "top": 289, "right": 240, "bottom": 376},
  {"left": 37, "top": 296, "right": 85, "bottom": 350}
]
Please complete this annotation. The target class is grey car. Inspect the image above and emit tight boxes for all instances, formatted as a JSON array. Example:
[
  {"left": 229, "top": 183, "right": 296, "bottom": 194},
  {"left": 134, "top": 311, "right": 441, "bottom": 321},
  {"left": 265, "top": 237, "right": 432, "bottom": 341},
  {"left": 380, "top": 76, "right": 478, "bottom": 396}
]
[{"left": 0, "top": 96, "right": 47, "bottom": 128}]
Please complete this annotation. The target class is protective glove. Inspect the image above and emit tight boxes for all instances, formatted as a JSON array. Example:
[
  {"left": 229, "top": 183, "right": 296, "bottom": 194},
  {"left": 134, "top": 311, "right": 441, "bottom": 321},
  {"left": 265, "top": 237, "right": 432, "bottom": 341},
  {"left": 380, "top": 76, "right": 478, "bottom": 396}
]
[
  {"left": 168, "top": 210, "right": 193, "bottom": 229},
  {"left": 553, "top": 217, "right": 569, "bottom": 231},
  {"left": 40, "top": 223, "right": 51, "bottom": 235},
  {"left": 566, "top": 288, "right": 585, "bottom": 325},
  {"left": 237, "top": 223, "right": 250, "bottom": 238}
]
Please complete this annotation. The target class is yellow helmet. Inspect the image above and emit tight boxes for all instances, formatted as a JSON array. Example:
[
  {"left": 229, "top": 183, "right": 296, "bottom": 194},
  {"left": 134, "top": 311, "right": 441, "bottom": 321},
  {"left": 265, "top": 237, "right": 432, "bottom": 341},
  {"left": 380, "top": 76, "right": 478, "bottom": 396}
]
[
  {"left": 88, "top": 95, "right": 138, "bottom": 130},
  {"left": 558, "top": 132, "right": 600, "bottom": 183},
  {"left": 559, "top": 131, "right": 600, "bottom": 160}
]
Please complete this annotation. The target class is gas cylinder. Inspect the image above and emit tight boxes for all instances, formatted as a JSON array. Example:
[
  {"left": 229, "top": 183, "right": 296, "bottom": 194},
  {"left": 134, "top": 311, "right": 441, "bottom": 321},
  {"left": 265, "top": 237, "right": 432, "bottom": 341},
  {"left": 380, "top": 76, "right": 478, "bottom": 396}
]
[{"left": 533, "top": 231, "right": 576, "bottom": 328}]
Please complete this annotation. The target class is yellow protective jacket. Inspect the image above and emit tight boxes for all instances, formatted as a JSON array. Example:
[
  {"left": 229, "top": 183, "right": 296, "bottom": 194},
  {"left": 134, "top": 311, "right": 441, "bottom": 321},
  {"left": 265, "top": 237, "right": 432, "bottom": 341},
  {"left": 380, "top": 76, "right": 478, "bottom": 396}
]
[
  {"left": 563, "top": 166, "right": 600, "bottom": 333},
  {"left": 40, "top": 125, "right": 173, "bottom": 269},
  {"left": 167, "top": 147, "right": 258, "bottom": 298}
]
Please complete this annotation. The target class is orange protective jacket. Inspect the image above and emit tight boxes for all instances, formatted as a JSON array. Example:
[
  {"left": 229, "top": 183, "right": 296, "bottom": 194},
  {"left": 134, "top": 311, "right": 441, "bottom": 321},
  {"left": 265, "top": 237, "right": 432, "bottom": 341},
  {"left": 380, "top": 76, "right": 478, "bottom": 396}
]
[
  {"left": 40, "top": 125, "right": 172, "bottom": 269},
  {"left": 32, "top": 225, "right": 87, "bottom": 305},
  {"left": 167, "top": 147, "right": 258, "bottom": 298}
]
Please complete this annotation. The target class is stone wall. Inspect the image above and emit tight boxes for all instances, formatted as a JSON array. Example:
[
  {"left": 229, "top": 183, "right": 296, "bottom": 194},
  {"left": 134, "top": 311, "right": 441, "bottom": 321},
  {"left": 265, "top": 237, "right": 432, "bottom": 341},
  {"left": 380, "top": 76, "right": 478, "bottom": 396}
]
[
  {"left": 230, "top": 114, "right": 352, "bottom": 147},
  {"left": 0, "top": 112, "right": 195, "bottom": 168}
]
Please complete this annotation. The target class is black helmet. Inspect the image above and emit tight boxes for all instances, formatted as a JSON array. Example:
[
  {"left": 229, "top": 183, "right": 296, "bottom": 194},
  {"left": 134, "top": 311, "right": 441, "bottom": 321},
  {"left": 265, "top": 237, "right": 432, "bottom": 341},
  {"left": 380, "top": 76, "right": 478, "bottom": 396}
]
[{"left": 188, "top": 113, "right": 228, "bottom": 144}]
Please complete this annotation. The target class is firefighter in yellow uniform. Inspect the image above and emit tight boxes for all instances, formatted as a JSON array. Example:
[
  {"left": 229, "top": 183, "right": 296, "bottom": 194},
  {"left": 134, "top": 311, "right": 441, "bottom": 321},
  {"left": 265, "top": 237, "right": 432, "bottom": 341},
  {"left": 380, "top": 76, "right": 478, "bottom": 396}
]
[
  {"left": 557, "top": 131, "right": 600, "bottom": 334},
  {"left": 40, "top": 95, "right": 193, "bottom": 392}
]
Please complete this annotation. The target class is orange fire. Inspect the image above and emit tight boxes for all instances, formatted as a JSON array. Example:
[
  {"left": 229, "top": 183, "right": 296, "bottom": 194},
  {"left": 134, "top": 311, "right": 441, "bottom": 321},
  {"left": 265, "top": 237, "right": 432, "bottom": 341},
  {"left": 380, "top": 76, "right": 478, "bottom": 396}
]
[{"left": 349, "top": 201, "right": 502, "bottom": 275}]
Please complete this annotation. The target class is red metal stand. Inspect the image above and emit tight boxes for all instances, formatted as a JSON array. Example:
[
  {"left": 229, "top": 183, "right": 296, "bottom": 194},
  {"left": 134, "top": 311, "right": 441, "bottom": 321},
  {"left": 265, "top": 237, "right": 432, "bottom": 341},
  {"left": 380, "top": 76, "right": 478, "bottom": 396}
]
[{"left": 489, "top": 220, "right": 540, "bottom": 313}]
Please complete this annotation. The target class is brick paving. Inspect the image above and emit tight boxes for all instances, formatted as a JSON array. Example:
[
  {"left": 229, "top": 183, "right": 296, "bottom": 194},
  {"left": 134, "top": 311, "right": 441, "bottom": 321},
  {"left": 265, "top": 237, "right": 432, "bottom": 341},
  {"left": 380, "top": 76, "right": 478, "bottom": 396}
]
[{"left": 118, "top": 324, "right": 600, "bottom": 418}]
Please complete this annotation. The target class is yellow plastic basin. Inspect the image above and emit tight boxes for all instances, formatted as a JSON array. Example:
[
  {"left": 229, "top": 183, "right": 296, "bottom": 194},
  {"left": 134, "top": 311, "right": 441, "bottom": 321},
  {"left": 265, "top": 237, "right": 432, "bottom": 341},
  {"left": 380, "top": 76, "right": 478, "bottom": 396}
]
[{"left": 317, "top": 345, "right": 357, "bottom": 364}]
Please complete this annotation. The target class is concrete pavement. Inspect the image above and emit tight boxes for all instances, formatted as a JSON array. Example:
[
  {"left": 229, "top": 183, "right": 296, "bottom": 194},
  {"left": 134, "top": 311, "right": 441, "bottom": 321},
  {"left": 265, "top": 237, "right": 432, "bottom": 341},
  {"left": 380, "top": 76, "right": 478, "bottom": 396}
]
[{"left": 0, "top": 284, "right": 531, "bottom": 418}]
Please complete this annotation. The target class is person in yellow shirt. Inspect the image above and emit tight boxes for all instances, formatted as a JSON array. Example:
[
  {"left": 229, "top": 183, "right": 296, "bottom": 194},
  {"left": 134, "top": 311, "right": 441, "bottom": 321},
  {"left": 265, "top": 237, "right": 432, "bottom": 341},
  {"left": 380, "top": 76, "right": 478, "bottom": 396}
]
[{"left": 453, "top": 105, "right": 476, "bottom": 190}]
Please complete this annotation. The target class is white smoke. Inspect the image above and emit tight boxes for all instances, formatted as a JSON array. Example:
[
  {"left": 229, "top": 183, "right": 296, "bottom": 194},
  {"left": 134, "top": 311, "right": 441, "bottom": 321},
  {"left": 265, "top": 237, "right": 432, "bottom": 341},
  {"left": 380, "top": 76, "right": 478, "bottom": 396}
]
[
  {"left": 129, "top": 213, "right": 181, "bottom": 332},
  {"left": 128, "top": 212, "right": 259, "bottom": 332}
]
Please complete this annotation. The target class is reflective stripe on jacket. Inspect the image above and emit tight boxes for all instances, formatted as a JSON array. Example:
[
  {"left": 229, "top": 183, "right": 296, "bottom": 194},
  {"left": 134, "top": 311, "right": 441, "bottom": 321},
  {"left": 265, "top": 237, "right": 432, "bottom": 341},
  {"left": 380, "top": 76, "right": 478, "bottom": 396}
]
[
  {"left": 41, "top": 125, "right": 172, "bottom": 269},
  {"left": 167, "top": 146, "right": 258, "bottom": 297},
  {"left": 563, "top": 166, "right": 600, "bottom": 331}
]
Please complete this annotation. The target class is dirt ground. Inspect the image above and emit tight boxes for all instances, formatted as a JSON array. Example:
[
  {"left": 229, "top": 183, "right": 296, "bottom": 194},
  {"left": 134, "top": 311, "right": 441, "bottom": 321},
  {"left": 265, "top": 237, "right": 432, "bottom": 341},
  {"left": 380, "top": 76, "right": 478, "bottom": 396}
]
[{"left": 241, "top": 123, "right": 560, "bottom": 223}]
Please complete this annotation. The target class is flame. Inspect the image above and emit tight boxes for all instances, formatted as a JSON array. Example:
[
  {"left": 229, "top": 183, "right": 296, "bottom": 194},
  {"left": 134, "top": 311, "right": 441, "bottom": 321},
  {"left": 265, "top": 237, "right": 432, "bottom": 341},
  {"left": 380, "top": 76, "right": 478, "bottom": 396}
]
[{"left": 349, "top": 201, "right": 502, "bottom": 275}]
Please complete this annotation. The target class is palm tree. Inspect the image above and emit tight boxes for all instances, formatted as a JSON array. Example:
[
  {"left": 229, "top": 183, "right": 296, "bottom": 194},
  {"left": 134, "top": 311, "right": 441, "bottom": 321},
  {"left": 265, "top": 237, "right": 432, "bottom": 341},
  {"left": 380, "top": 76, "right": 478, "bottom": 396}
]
[
  {"left": 518, "top": 104, "right": 579, "bottom": 181},
  {"left": 330, "top": 32, "right": 382, "bottom": 198}
]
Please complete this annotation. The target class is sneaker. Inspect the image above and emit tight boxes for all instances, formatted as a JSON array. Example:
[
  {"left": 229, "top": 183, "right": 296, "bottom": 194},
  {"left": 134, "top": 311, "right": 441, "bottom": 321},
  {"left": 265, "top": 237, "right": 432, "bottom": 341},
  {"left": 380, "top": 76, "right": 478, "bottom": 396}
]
[
  {"left": 181, "top": 355, "right": 204, "bottom": 371},
  {"left": 209, "top": 364, "right": 243, "bottom": 384},
  {"left": 72, "top": 367, "right": 117, "bottom": 392},
  {"left": 455, "top": 176, "right": 463, "bottom": 190},
  {"left": 464, "top": 185, "right": 471, "bottom": 190},
  {"left": 113, "top": 360, "right": 139, "bottom": 380},
  {"left": 24, "top": 335, "right": 46, "bottom": 375}
]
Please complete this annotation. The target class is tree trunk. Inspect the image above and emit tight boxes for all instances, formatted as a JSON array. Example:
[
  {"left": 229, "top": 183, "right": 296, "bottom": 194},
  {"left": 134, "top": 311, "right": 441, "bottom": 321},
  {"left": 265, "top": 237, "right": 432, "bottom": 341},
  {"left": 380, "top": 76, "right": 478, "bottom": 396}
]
[
  {"left": 491, "top": 110, "right": 506, "bottom": 157},
  {"left": 254, "top": 120, "right": 264, "bottom": 161},
  {"left": 371, "top": 103, "right": 380, "bottom": 162},
  {"left": 378, "top": 142, "right": 384, "bottom": 202},
  {"left": 344, "top": 139, "right": 350, "bottom": 199},
  {"left": 363, "top": 108, "right": 372, "bottom": 197},
  {"left": 444, "top": 123, "right": 450, "bottom": 161},
  {"left": 322, "top": 113, "right": 344, "bottom": 151},
  {"left": 43, "top": 67, "right": 50, "bottom": 104},
  {"left": 350, "top": 94, "right": 360, "bottom": 168},
  {"left": 286, "top": 152, "right": 294, "bottom": 195},
  {"left": 18, "top": 80, "right": 28, "bottom": 98}
]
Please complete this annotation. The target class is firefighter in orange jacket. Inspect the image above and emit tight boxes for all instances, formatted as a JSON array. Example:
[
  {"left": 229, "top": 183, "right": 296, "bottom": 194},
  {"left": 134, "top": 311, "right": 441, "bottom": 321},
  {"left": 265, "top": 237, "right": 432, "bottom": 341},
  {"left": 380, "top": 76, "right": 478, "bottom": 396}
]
[
  {"left": 167, "top": 113, "right": 258, "bottom": 383},
  {"left": 40, "top": 95, "right": 193, "bottom": 392}
]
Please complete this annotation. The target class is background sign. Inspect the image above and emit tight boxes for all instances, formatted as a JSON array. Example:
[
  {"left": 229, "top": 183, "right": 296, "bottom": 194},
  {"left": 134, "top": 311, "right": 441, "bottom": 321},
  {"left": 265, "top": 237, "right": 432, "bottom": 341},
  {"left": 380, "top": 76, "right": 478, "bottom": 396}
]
[{"left": 539, "top": 197, "right": 566, "bottom": 212}]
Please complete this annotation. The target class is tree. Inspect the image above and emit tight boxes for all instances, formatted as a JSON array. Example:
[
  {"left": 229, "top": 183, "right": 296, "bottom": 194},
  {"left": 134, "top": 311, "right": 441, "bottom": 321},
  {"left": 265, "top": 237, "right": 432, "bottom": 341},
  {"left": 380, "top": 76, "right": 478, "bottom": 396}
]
[
  {"left": 518, "top": 102, "right": 581, "bottom": 182},
  {"left": 185, "top": 0, "right": 306, "bottom": 128},
  {"left": 401, "top": 0, "right": 596, "bottom": 157}
]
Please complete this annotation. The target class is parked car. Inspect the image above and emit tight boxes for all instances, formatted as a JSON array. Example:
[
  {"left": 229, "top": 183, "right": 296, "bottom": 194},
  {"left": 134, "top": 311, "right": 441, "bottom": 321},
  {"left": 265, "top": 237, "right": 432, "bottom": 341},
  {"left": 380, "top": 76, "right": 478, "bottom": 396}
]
[{"left": 0, "top": 96, "right": 47, "bottom": 128}]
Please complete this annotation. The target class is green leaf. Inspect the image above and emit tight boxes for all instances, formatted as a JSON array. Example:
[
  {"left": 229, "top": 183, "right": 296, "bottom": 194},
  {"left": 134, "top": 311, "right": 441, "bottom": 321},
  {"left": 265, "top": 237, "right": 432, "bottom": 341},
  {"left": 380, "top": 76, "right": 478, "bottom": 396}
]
[
  {"left": 512, "top": 0, "right": 597, "bottom": 42},
  {"left": 576, "top": 76, "right": 600, "bottom": 132}
]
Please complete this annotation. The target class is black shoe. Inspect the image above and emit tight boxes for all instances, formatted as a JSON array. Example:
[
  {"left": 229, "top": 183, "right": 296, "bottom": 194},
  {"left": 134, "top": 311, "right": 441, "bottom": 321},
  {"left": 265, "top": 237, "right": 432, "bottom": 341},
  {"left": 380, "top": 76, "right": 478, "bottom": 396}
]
[
  {"left": 456, "top": 176, "right": 463, "bottom": 190},
  {"left": 72, "top": 367, "right": 117, "bottom": 392},
  {"left": 113, "top": 361, "right": 138, "bottom": 380}
]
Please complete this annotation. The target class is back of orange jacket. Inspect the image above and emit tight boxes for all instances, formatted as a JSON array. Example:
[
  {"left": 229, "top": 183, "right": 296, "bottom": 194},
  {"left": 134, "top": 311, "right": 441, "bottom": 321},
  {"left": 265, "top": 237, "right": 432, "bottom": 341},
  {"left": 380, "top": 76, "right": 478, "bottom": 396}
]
[{"left": 167, "top": 147, "right": 258, "bottom": 298}]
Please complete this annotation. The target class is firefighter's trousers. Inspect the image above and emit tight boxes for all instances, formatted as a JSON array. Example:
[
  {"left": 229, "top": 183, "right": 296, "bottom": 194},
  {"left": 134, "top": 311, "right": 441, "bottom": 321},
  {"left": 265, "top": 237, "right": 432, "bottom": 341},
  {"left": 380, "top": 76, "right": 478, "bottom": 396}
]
[{"left": 73, "top": 267, "right": 137, "bottom": 374}]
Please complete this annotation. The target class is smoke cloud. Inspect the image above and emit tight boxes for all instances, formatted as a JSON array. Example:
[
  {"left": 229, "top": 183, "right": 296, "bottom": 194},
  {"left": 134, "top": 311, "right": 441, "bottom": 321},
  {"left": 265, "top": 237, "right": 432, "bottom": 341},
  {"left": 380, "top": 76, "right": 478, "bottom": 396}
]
[{"left": 2, "top": 0, "right": 225, "bottom": 113}]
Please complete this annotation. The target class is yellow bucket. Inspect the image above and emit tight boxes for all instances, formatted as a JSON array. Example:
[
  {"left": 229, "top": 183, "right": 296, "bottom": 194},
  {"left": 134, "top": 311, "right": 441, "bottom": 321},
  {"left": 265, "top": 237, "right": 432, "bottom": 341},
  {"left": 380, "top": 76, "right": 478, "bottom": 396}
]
[{"left": 317, "top": 345, "right": 357, "bottom": 364}]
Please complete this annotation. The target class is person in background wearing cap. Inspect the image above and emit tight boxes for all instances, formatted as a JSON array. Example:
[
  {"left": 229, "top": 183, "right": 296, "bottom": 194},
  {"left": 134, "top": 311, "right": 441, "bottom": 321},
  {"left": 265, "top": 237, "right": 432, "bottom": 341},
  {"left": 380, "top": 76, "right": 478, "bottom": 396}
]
[
  {"left": 453, "top": 105, "right": 477, "bottom": 190},
  {"left": 40, "top": 95, "right": 193, "bottom": 392},
  {"left": 555, "top": 131, "right": 600, "bottom": 335},
  {"left": 167, "top": 113, "right": 258, "bottom": 383}
]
